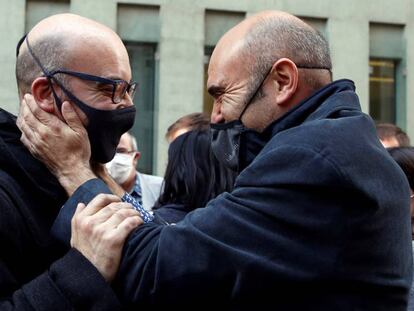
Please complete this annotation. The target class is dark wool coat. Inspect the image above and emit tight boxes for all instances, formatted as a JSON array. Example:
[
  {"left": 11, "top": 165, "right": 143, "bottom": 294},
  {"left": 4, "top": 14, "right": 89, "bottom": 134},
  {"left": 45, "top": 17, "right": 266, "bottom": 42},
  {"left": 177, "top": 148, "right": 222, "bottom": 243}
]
[{"left": 57, "top": 80, "right": 413, "bottom": 310}]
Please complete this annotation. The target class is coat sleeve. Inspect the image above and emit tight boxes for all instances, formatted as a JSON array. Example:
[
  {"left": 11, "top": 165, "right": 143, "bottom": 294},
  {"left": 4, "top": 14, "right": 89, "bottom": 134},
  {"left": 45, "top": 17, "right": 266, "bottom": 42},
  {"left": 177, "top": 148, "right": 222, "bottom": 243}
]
[
  {"left": 0, "top": 187, "right": 122, "bottom": 311},
  {"left": 51, "top": 178, "right": 112, "bottom": 246},
  {"left": 113, "top": 145, "right": 352, "bottom": 306}
]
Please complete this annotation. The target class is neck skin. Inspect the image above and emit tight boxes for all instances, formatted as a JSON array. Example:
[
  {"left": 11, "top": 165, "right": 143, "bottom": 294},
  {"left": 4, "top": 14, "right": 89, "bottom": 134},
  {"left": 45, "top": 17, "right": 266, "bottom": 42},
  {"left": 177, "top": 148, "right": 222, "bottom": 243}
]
[{"left": 121, "top": 170, "right": 137, "bottom": 193}]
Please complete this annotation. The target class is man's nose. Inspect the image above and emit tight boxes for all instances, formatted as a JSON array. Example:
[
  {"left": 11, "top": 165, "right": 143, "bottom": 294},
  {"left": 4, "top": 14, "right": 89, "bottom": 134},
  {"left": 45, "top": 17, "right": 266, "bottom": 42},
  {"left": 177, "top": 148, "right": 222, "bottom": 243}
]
[
  {"left": 116, "top": 93, "right": 134, "bottom": 109},
  {"left": 211, "top": 101, "right": 224, "bottom": 124}
]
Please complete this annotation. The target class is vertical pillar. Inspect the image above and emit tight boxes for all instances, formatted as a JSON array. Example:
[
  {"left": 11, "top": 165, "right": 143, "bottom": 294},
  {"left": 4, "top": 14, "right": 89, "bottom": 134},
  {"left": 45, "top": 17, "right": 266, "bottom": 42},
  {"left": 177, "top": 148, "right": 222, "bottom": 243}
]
[
  {"left": 327, "top": 18, "right": 370, "bottom": 113},
  {"left": 155, "top": 1, "right": 204, "bottom": 174},
  {"left": 0, "top": 0, "right": 25, "bottom": 114},
  {"left": 405, "top": 2, "right": 414, "bottom": 139}
]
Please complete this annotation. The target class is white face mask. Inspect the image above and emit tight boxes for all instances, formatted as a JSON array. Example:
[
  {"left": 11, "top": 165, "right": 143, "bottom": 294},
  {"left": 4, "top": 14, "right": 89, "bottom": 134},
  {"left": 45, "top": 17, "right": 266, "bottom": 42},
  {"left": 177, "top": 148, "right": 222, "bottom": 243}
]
[{"left": 105, "top": 153, "right": 135, "bottom": 184}]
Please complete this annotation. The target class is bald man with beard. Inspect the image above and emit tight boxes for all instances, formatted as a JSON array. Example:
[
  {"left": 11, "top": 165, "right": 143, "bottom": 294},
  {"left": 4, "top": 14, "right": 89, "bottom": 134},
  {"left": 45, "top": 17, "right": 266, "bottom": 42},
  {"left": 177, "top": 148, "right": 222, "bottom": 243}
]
[
  {"left": 17, "top": 11, "right": 412, "bottom": 310},
  {"left": 0, "top": 14, "right": 143, "bottom": 309}
]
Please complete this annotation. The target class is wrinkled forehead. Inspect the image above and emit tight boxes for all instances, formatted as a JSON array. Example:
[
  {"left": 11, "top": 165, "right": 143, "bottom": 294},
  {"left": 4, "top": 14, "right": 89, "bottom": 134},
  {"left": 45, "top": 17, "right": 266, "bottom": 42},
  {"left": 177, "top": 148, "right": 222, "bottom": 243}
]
[
  {"left": 68, "top": 35, "right": 131, "bottom": 79},
  {"left": 207, "top": 38, "right": 250, "bottom": 87}
]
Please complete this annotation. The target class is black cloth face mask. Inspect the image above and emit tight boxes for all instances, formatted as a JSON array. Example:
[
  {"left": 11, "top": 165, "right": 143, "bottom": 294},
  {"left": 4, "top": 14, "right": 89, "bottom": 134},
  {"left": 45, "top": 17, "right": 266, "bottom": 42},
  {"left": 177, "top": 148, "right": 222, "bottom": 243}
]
[
  {"left": 210, "top": 63, "right": 331, "bottom": 173},
  {"left": 210, "top": 120, "right": 268, "bottom": 173},
  {"left": 24, "top": 36, "right": 136, "bottom": 163}
]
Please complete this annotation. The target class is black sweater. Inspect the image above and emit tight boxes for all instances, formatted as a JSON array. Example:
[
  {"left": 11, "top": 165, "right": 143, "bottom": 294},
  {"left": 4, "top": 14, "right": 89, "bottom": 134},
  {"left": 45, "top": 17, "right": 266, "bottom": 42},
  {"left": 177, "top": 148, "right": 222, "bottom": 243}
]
[{"left": 0, "top": 108, "right": 120, "bottom": 310}]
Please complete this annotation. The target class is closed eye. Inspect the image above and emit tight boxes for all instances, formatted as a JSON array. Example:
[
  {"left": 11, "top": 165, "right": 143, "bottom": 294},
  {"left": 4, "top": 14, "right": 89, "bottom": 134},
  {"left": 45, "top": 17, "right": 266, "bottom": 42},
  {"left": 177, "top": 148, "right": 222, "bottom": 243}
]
[
  {"left": 97, "top": 83, "right": 114, "bottom": 94},
  {"left": 207, "top": 85, "right": 225, "bottom": 98}
]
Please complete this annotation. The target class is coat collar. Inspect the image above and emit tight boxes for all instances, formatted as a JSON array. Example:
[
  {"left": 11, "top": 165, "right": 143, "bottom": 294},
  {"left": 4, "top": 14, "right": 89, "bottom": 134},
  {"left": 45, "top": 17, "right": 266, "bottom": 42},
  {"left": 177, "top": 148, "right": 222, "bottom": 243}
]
[{"left": 266, "top": 79, "right": 359, "bottom": 138}]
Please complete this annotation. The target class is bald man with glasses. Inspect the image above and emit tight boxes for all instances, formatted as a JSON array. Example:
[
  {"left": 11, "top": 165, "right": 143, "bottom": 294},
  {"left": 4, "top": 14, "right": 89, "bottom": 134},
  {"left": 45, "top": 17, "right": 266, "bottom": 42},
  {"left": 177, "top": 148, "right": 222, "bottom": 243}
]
[{"left": 0, "top": 13, "right": 144, "bottom": 310}]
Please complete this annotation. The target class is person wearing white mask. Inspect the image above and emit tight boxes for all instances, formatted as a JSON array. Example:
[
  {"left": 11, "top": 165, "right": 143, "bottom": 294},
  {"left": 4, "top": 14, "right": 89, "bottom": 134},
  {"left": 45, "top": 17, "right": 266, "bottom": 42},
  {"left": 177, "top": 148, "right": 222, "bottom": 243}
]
[{"left": 106, "top": 132, "right": 163, "bottom": 211}]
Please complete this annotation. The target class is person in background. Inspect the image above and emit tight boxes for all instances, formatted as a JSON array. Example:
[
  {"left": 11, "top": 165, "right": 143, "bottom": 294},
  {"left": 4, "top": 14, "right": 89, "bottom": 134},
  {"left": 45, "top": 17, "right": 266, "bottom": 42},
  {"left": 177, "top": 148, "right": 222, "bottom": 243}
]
[
  {"left": 388, "top": 146, "right": 414, "bottom": 311},
  {"left": 376, "top": 122, "right": 410, "bottom": 148},
  {"left": 153, "top": 129, "right": 236, "bottom": 224},
  {"left": 106, "top": 132, "right": 163, "bottom": 211},
  {"left": 165, "top": 112, "right": 210, "bottom": 143}
]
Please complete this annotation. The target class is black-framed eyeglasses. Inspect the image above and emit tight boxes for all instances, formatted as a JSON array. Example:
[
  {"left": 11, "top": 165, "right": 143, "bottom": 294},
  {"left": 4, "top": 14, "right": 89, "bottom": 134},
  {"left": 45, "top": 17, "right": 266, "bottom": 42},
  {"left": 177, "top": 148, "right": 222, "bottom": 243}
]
[
  {"left": 17, "top": 34, "right": 138, "bottom": 105},
  {"left": 49, "top": 69, "right": 138, "bottom": 104}
]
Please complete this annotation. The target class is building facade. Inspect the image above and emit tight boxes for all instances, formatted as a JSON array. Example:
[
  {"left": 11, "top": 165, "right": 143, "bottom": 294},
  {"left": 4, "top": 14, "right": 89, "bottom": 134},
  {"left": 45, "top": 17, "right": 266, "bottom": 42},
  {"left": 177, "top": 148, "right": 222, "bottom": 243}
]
[{"left": 1, "top": 0, "right": 413, "bottom": 174}]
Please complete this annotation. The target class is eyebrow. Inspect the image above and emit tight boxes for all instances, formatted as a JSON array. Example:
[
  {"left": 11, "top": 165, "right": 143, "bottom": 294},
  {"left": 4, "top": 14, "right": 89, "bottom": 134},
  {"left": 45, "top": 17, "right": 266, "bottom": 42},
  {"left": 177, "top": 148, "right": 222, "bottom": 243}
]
[
  {"left": 96, "top": 76, "right": 133, "bottom": 84},
  {"left": 106, "top": 76, "right": 124, "bottom": 81}
]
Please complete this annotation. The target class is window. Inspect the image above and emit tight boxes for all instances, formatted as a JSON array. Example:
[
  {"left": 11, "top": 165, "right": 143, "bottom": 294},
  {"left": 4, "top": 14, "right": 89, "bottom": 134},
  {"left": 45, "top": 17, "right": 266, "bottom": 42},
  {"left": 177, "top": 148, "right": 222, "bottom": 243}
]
[
  {"left": 203, "top": 46, "right": 215, "bottom": 114},
  {"left": 25, "top": 0, "right": 69, "bottom": 31},
  {"left": 118, "top": 4, "right": 160, "bottom": 174},
  {"left": 369, "top": 59, "right": 396, "bottom": 123},
  {"left": 369, "top": 23, "right": 406, "bottom": 127},
  {"left": 203, "top": 10, "right": 245, "bottom": 115},
  {"left": 126, "top": 43, "right": 157, "bottom": 174}
]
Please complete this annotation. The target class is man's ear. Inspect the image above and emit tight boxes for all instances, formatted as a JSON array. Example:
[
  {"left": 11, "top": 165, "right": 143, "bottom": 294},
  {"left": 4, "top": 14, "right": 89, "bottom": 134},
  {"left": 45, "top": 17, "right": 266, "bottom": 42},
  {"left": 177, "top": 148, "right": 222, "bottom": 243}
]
[
  {"left": 133, "top": 151, "right": 141, "bottom": 167},
  {"left": 31, "top": 77, "right": 56, "bottom": 113},
  {"left": 270, "top": 58, "right": 299, "bottom": 106}
]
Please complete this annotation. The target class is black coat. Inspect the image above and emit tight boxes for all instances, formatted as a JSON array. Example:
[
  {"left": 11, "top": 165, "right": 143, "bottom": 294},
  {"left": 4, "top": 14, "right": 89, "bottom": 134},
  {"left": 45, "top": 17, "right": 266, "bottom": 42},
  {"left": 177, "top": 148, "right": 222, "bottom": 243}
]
[
  {"left": 0, "top": 109, "right": 120, "bottom": 310},
  {"left": 55, "top": 80, "right": 413, "bottom": 309},
  {"left": 153, "top": 203, "right": 190, "bottom": 224}
]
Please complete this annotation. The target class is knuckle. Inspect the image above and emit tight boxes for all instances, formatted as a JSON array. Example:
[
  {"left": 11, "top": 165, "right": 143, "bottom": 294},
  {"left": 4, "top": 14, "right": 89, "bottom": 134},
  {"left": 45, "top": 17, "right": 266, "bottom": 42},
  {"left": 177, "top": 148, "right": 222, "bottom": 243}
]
[
  {"left": 101, "top": 231, "right": 117, "bottom": 245},
  {"left": 38, "top": 129, "right": 48, "bottom": 141},
  {"left": 125, "top": 219, "right": 140, "bottom": 230},
  {"left": 105, "top": 205, "right": 117, "bottom": 214},
  {"left": 19, "top": 119, "right": 26, "bottom": 131},
  {"left": 21, "top": 109, "right": 29, "bottom": 120},
  {"left": 51, "top": 124, "right": 60, "bottom": 134},
  {"left": 96, "top": 193, "right": 107, "bottom": 200},
  {"left": 94, "top": 225, "right": 106, "bottom": 238},
  {"left": 79, "top": 218, "right": 94, "bottom": 234},
  {"left": 20, "top": 135, "right": 26, "bottom": 144},
  {"left": 31, "top": 103, "right": 41, "bottom": 115},
  {"left": 107, "top": 202, "right": 122, "bottom": 210},
  {"left": 92, "top": 193, "right": 109, "bottom": 206},
  {"left": 96, "top": 193, "right": 110, "bottom": 201},
  {"left": 117, "top": 208, "right": 134, "bottom": 218},
  {"left": 71, "top": 216, "right": 78, "bottom": 229}
]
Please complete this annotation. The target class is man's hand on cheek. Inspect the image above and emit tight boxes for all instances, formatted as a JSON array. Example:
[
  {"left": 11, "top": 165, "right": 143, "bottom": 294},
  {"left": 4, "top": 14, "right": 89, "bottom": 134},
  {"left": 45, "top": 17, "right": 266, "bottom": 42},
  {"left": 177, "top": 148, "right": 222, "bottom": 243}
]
[{"left": 17, "top": 94, "right": 96, "bottom": 195}]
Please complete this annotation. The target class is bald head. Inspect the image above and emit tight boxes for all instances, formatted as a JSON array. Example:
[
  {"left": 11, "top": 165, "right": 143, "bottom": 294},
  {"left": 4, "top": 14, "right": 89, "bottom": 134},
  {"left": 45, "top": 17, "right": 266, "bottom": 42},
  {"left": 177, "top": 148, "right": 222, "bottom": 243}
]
[
  {"left": 207, "top": 11, "right": 333, "bottom": 131},
  {"left": 212, "top": 11, "right": 332, "bottom": 97},
  {"left": 16, "top": 13, "right": 129, "bottom": 97}
]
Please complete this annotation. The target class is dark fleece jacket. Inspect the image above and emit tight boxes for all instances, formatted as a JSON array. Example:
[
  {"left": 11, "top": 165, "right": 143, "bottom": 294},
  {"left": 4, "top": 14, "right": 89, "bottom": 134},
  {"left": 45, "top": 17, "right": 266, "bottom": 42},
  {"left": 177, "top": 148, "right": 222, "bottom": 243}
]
[{"left": 0, "top": 108, "right": 121, "bottom": 310}]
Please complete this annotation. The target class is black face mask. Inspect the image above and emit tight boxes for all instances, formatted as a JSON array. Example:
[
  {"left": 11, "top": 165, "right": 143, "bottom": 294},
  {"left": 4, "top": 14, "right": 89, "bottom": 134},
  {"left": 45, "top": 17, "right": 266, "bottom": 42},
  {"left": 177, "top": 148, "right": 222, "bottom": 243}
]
[
  {"left": 210, "top": 118, "right": 267, "bottom": 173},
  {"left": 210, "top": 63, "right": 331, "bottom": 172},
  {"left": 50, "top": 85, "right": 136, "bottom": 163},
  {"left": 25, "top": 36, "right": 136, "bottom": 163}
]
